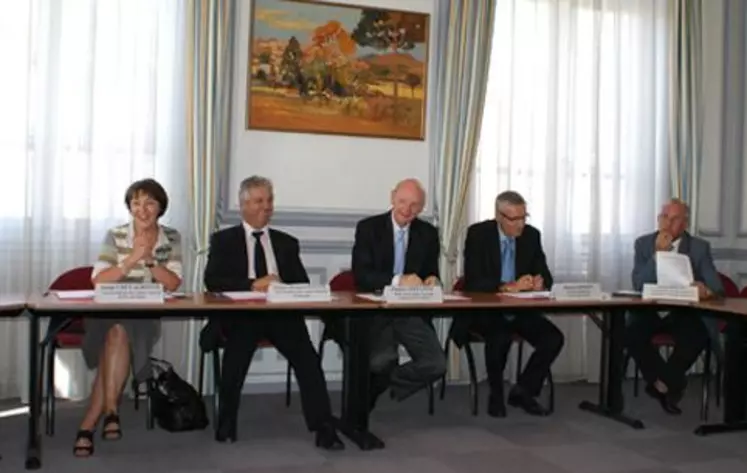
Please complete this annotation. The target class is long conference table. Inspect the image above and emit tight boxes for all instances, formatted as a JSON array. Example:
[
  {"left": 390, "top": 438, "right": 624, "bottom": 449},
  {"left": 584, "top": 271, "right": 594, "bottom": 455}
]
[{"left": 1, "top": 292, "right": 745, "bottom": 470}]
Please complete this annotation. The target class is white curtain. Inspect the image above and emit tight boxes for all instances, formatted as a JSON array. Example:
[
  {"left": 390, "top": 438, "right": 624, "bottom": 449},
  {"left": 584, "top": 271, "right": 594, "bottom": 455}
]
[
  {"left": 473, "top": 0, "right": 671, "bottom": 383},
  {"left": 0, "top": 0, "right": 189, "bottom": 401}
]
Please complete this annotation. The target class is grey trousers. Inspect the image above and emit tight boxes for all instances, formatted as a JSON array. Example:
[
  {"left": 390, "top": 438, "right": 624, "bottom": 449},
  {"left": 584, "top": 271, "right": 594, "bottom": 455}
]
[{"left": 369, "top": 315, "right": 446, "bottom": 400}]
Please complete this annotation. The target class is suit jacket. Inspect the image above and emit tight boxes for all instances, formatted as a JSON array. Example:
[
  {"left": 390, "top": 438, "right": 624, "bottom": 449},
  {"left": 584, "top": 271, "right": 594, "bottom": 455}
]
[
  {"left": 351, "top": 211, "right": 440, "bottom": 292},
  {"left": 204, "top": 225, "right": 309, "bottom": 293},
  {"left": 631, "top": 231, "right": 724, "bottom": 354},
  {"left": 201, "top": 225, "right": 309, "bottom": 351},
  {"left": 450, "top": 220, "right": 553, "bottom": 346}
]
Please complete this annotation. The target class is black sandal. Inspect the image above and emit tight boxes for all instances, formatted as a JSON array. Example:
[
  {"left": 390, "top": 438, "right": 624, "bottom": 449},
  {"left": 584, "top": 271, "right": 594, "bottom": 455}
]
[
  {"left": 73, "top": 430, "right": 94, "bottom": 457},
  {"left": 101, "top": 413, "right": 122, "bottom": 441}
]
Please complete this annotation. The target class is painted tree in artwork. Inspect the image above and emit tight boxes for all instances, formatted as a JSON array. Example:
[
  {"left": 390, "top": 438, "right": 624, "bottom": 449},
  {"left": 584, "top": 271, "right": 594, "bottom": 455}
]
[
  {"left": 280, "top": 36, "right": 303, "bottom": 86},
  {"left": 351, "top": 9, "right": 426, "bottom": 106}
]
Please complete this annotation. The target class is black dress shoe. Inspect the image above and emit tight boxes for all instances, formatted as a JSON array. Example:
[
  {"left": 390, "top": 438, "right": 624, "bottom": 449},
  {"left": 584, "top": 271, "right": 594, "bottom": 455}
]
[
  {"left": 315, "top": 424, "right": 345, "bottom": 451},
  {"left": 507, "top": 390, "right": 550, "bottom": 416},
  {"left": 645, "top": 385, "right": 682, "bottom": 415},
  {"left": 215, "top": 419, "right": 237, "bottom": 443},
  {"left": 487, "top": 396, "right": 507, "bottom": 418}
]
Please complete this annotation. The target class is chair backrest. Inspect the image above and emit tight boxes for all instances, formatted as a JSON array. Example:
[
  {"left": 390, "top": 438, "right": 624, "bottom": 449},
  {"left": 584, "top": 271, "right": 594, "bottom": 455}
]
[
  {"left": 718, "top": 272, "right": 739, "bottom": 297},
  {"left": 329, "top": 270, "right": 356, "bottom": 291},
  {"left": 452, "top": 277, "right": 465, "bottom": 292},
  {"left": 739, "top": 286, "right": 747, "bottom": 299},
  {"left": 48, "top": 266, "right": 94, "bottom": 291}
]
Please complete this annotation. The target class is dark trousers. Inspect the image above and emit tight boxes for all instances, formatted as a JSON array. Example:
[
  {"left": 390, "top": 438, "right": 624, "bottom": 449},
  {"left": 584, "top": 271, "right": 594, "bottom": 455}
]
[
  {"left": 625, "top": 309, "right": 708, "bottom": 395},
  {"left": 218, "top": 315, "right": 332, "bottom": 432},
  {"left": 471, "top": 312, "right": 564, "bottom": 399},
  {"left": 368, "top": 315, "right": 447, "bottom": 399}
]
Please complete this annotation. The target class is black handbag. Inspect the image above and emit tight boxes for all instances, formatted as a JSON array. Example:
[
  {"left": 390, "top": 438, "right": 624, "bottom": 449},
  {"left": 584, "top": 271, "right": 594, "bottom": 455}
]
[{"left": 149, "top": 357, "right": 209, "bottom": 432}]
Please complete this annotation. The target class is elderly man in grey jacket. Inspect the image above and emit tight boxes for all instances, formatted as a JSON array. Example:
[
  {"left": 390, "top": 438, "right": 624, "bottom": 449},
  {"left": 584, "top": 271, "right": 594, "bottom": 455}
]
[{"left": 626, "top": 198, "right": 723, "bottom": 416}]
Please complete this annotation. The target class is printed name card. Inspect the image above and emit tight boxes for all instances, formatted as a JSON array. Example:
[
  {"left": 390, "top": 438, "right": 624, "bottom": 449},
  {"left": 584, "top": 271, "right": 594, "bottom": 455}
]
[
  {"left": 551, "top": 283, "right": 604, "bottom": 301},
  {"left": 93, "top": 283, "right": 165, "bottom": 304},
  {"left": 266, "top": 283, "right": 332, "bottom": 303},
  {"left": 642, "top": 284, "right": 699, "bottom": 302},
  {"left": 383, "top": 285, "right": 444, "bottom": 304}
]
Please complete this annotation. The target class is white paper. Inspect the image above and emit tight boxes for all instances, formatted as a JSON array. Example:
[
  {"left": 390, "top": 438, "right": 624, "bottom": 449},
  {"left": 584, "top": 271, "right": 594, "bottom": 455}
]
[
  {"left": 502, "top": 291, "right": 552, "bottom": 299},
  {"left": 656, "top": 251, "right": 693, "bottom": 287},
  {"left": 220, "top": 291, "right": 267, "bottom": 301},
  {"left": 54, "top": 290, "right": 184, "bottom": 300},
  {"left": 53, "top": 290, "right": 94, "bottom": 299},
  {"left": 356, "top": 293, "right": 469, "bottom": 302}
]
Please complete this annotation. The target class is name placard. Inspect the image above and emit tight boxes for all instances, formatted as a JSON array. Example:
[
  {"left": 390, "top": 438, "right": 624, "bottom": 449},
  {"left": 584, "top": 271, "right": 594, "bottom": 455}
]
[
  {"left": 266, "top": 283, "right": 332, "bottom": 303},
  {"left": 93, "top": 283, "right": 165, "bottom": 304},
  {"left": 642, "top": 284, "right": 699, "bottom": 302},
  {"left": 383, "top": 285, "right": 444, "bottom": 304},
  {"left": 551, "top": 283, "right": 605, "bottom": 301}
]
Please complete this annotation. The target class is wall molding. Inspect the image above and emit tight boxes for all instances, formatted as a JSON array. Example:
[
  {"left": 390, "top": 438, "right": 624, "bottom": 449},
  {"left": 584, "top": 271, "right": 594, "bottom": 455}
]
[{"left": 221, "top": 209, "right": 436, "bottom": 228}]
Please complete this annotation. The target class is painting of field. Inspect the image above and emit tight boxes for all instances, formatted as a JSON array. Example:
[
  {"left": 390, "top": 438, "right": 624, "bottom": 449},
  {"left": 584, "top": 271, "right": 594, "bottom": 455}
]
[{"left": 246, "top": 0, "right": 429, "bottom": 140}]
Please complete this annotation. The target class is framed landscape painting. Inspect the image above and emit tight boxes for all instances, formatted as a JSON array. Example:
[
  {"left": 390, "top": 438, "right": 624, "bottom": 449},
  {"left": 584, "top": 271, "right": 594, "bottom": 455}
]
[{"left": 246, "top": 0, "right": 430, "bottom": 140}]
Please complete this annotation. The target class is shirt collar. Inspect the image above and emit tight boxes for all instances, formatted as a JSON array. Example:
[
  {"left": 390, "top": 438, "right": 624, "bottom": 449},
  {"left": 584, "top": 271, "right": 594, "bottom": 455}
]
[
  {"left": 242, "top": 221, "right": 268, "bottom": 235},
  {"left": 497, "top": 222, "right": 513, "bottom": 244},
  {"left": 391, "top": 212, "right": 410, "bottom": 233}
]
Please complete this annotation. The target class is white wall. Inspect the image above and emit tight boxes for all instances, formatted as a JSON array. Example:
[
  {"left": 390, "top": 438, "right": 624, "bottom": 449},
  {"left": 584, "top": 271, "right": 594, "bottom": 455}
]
[
  {"left": 227, "top": 0, "right": 442, "bottom": 390},
  {"left": 698, "top": 0, "right": 747, "bottom": 287},
  {"left": 229, "top": 0, "right": 438, "bottom": 215}
]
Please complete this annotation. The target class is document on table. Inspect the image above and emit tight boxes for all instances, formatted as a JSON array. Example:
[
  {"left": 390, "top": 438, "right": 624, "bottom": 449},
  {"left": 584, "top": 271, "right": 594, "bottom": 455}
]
[
  {"left": 356, "top": 293, "right": 470, "bottom": 302},
  {"left": 502, "top": 291, "right": 552, "bottom": 299},
  {"left": 53, "top": 290, "right": 186, "bottom": 300},
  {"left": 656, "top": 251, "right": 693, "bottom": 287},
  {"left": 220, "top": 291, "right": 267, "bottom": 301}
]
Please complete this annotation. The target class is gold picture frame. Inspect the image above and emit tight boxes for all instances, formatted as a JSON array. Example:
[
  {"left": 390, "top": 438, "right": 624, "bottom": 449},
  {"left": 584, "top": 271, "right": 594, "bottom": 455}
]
[{"left": 246, "top": 0, "right": 430, "bottom": 140}]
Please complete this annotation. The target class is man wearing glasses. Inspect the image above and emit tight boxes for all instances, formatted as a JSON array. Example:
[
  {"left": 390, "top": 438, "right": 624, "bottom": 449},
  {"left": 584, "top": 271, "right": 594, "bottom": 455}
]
[
  {"left": 626, "top": 198, "right": 723, "bottom": 415},
  {"left": 451, "top": 191, "right": 564, "bottom": 417}
]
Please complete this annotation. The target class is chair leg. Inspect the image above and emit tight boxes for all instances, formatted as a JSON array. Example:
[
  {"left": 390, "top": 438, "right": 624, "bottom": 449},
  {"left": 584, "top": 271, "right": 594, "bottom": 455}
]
[
  {"left": 212, "top": 350, "right": 221, "bottom": 431},
  {"left": 132, "top": 378, "right": 140, "bottom": 411},
  {"left": 632, "top": 356, "right": 640, "bottom": 397},
  {"left": 715, "top": 355, "right": 722, "bottom": 407},
  {"left": 516, "top": 340, "right": 524, "bottom": 382},
  {"left": 43, "top": 343, "right": 55, "bottom": 437},
  {"left": 427, "top": 382, "right": 435, "bottom": 415},
  {"left": 700, "top": 344, "right": 712, "bottom": 422},
  {"left": 198, "top": 350, "right": 206, "bottom": 398},
  {"left": 285, "top": 360, "right": 292, "bottom": 407},
  {"left": 547, "top": 370, "right": 555, "bottom": 414},
  {"left": 146, "top": 379, "right": 154, "bottom": 430},
  {"left": 440, "top": 336, "right": 450, "bottom": 400},
  {"left": 464, "top": 343, "right": 478, "bottom": 416}
]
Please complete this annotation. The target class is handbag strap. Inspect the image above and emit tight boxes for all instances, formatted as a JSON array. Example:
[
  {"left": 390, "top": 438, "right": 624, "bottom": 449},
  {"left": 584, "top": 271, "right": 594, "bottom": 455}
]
[{"left": 149, "top": 357, "right": 175, "bottom": 375}]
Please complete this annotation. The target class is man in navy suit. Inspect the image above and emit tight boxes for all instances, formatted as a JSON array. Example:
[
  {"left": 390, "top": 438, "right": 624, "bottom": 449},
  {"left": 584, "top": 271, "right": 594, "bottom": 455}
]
[
  {"left": 203, "top": 176, "right": 343, "bottom": 450},
  {"left": 627, "top": 198, "right": 723, "bottom": 415},
  {"left": 450, "top": 191, "right": 564, "bottom": 417},
  {"left": 351, "top": 178, "right": 446, "bottom": 410}
]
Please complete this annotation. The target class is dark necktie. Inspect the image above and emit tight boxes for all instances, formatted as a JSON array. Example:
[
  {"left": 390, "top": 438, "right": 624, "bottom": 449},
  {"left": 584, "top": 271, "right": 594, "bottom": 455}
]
[{"left": 252, "top": 231, "right": 268, "bottom": 278}]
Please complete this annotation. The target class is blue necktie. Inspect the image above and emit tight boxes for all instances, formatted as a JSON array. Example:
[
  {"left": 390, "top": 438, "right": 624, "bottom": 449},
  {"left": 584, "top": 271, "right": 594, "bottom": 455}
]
[
  {"left": 501, "top": 238, "right": 515, "bottom": 283},
  {"left": 394, "top": 229, "right": 406, "bottom": 275}
]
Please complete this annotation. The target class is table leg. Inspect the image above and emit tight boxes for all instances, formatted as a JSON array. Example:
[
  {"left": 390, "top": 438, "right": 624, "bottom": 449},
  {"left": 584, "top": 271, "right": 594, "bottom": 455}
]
[
  {"left": 695, "top": 315, "right": 747, "bottom": 436},
  {"left": 25, "top": 311, "right": 42, "bottom": 470},
  {"left": 336, "top": 313, "right": 384, "bottom": 450},
  {"left": 579, "top": 309, "right": 644, "bottom": 429}
]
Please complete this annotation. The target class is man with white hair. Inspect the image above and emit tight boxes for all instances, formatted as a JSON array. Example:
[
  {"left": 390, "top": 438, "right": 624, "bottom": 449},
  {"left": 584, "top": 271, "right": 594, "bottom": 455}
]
[{"left": 626, "top": 198, "right": 723, "bottom": 415}]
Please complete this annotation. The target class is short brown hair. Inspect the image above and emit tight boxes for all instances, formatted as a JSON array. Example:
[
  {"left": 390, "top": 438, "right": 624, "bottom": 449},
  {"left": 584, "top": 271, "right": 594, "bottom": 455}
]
[{"left": 124, "top": 178, "right": 169, "bottom": 217}]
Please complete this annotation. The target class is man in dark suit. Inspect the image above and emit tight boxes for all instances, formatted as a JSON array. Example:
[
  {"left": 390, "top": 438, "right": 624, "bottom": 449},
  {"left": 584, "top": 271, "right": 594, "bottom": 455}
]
[
  {"left": 451, "top": 190, "right": 564, "bottom": 418},
  {"left": 351, "top": 178, "right": 446, "bottom": 410},
  {"left": 203, "top": 175, "right": 343, "bottom": 450},
  {"left": 627, "top": 198, "right": 723, "bottom": 415}
]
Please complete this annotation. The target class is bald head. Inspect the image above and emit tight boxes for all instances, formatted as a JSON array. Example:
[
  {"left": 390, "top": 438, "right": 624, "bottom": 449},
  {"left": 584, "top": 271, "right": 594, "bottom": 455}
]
[
  {"left": 390, "top": 178, "right": 426, "bottom": 227},
  {"left": 658, "top": 198, "right": 689, "bottom": 240}
]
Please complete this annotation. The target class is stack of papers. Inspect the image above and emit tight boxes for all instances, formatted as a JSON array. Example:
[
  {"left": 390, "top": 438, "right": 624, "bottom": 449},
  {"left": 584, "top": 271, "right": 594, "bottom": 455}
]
[
  {"left": 356, "top": 293, "right": 469, "bottom": 302},
  {"left": 656, "top": 252, "right": 693, "bottom": 286},
  {"left": 52, "top": 290, "right": 185, "bottom": 300},
  {"left": 220, "top": 291, "right": 267, "bottom": 301},
  {"left": 502, "top": 291, "right": 551, "bottom": 299}
]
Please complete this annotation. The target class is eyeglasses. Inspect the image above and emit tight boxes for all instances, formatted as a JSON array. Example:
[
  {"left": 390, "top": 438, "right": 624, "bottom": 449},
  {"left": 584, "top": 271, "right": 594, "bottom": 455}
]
[{"left": 500, "top": 211, "right": 528, "bottom": 223}]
